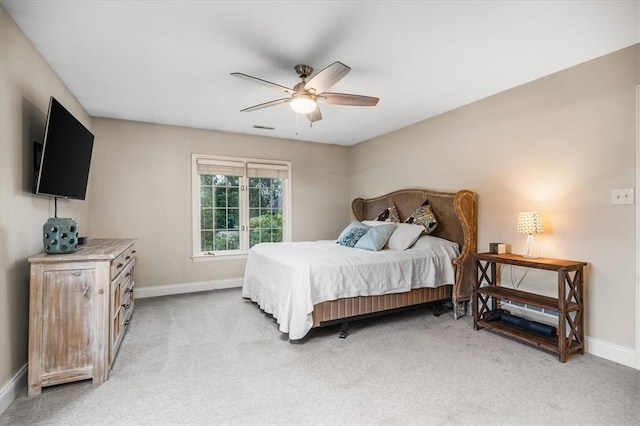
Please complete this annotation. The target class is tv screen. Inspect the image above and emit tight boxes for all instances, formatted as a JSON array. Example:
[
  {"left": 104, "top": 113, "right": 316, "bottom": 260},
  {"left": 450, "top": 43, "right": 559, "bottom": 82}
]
[{"left": 35, "top": 97, "right": 94, "bottom": 200}]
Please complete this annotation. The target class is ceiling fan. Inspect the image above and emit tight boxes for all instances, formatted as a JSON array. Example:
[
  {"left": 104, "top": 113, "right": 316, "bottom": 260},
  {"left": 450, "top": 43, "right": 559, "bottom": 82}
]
[{"left": 231, "top": 61, "right": 379, "bottom": 123}]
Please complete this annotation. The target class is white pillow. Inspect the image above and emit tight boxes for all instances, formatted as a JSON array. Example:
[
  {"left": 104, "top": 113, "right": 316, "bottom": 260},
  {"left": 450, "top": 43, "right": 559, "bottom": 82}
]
[
  {"left": 387, "top": 223, "right": 424, "bottom": 251},
  {"left": 386, "top": 223, "right": 425, "bottom": 251}
]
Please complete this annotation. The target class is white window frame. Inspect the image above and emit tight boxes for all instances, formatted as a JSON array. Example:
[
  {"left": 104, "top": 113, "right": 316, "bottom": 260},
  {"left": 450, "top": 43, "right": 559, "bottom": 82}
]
[{"left": 191, "top": 153, "right": 292, "bottom": 261}]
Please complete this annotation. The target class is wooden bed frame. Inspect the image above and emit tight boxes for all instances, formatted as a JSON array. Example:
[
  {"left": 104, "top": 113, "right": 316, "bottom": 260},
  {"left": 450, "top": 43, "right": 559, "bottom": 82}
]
[{"left": 311, "top": 189, "right": 477, "bottom": 334}]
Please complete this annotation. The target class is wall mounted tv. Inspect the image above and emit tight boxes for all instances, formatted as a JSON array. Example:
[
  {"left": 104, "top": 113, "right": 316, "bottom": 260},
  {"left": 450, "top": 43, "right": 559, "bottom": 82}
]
[{"left": 34, "top": 96, "right": 94, "bottom": 200}]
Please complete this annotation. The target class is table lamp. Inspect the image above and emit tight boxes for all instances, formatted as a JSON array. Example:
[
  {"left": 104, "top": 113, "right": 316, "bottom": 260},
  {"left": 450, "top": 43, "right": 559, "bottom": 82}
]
[{"left": 517, "top": 211, "right": 543, "bottom": 258}]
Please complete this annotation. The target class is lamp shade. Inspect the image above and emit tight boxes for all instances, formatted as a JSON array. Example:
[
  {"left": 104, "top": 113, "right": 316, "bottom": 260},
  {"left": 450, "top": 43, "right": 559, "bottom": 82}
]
[{"left": 517, "top": 211, "right": 543, "bottom": 235}]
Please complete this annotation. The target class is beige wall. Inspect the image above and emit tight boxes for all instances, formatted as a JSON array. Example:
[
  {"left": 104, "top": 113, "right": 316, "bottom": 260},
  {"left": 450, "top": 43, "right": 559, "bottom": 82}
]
[
  {"left": 1, "top": 1, "right": 638, "bottom": 407},
  {"left": 0, "top": 6, "right": 92, "bottom": 389},
  {"left": 350, "top": 44, "right": 639, "bottom": 350},
  {"left": 89, "top": 118, "right": 350, "bottom": 288}
]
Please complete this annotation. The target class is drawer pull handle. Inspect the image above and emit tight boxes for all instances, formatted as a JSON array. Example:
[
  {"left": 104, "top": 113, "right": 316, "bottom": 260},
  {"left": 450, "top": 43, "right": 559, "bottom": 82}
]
[
  {"left": 132, "top": 250, "right": 136, "bottom": 254},
  {"left": 122, "top": 303, "right": 131, "bottom": 309},
  {"left": 125, "top": 272, "right": 131, "bottom": 277},
  {"left": 117, "top": 263, "right": 123, "bottom": 268},
  {"left": 125, "top": 256, "right": 131, "bottom": 260},
  {"left": 83, "top": 285, "right": 90, "bottom": 296},
  {"left": 124, "top": 320, "right": 131, "bottom": 326},
  {"left": 126, "top": 289, "right": 133, "bottom": 294}
]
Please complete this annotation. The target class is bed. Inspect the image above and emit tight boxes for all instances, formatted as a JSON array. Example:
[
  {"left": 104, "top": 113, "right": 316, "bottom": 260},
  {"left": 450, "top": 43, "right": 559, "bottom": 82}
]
[{"left": 242, "top": 188, "right": 477, "bottom": 340}]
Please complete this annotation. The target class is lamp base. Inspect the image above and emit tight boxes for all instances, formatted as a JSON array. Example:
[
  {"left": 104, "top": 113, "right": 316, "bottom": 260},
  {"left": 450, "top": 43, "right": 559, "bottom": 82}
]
[{"left": 522, "top": 234, "right": 539, "bottom": 258}]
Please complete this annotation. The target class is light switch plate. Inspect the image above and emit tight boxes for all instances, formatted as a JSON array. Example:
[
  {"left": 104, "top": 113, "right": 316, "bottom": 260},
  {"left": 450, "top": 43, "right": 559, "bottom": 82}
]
[{"left": 611, "top": 188, "right": 634, "bottom": 205}]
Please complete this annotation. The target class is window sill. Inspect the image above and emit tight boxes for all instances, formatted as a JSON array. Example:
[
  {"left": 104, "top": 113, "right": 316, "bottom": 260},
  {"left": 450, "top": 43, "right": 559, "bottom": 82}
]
[{"left": 191, "top": 253, "right": 248, "bottom": 262}]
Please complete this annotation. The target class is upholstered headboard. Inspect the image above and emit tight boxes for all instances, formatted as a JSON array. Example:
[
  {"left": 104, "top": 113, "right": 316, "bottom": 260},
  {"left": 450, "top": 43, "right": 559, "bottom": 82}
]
[{"left": 351, "top": 189, "right": 477, "bottom": 305}]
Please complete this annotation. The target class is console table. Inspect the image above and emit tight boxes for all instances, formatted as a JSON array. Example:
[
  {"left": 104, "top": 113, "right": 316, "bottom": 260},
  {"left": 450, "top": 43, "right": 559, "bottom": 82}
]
[{"left": 473, "top": 253, "right": 587, "bottom": 362}]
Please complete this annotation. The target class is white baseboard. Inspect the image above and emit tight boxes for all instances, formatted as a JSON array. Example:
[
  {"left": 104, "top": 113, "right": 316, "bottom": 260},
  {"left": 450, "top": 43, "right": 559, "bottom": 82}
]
[
  {"left": 0, "top": 364, "right": 26, "bottom": 416},
  {"left": 586, "top": 336, "right": 638, "bottom": 369},
  {"left": 135, "top": 278, "right": 243, "bottom": 299}
]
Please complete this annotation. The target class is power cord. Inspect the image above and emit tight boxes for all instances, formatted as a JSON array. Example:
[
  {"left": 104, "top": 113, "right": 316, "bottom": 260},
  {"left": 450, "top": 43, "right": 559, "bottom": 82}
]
[
  {"left": 509, "top": 264, "right": 529, "bottom": 289},
  {"left": 507, "top": 264, "right": 529, "bottom": 319}
]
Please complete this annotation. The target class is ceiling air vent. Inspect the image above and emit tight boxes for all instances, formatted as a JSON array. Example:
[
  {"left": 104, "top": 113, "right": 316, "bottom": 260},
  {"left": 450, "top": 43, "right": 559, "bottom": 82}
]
[{"left": 252, "top": 125, "right": 275, "bottom": 131}]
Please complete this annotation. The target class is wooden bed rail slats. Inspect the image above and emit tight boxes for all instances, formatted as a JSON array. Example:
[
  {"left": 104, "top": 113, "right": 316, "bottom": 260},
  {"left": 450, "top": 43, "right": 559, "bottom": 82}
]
[{"left": 312, "top": 286, "right": 453, "bottom": 327}]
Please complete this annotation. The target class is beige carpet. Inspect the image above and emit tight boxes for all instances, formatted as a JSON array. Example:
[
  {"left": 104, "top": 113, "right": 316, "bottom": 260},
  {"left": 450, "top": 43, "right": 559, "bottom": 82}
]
[{"left": 1, "top": 288, "right": 638, "bottom": 425}]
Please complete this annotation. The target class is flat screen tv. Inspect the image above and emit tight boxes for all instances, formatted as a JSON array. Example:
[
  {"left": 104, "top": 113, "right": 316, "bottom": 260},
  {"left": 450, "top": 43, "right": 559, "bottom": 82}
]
[{"left": 34, "top": 96, "right": 94, "bottom": 200}]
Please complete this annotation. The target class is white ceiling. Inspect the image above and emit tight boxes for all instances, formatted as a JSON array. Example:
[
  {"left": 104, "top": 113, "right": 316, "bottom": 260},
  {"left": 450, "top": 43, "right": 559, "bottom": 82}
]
[{"left": 2, "top": 1, "right": 639, "bottom": 146}]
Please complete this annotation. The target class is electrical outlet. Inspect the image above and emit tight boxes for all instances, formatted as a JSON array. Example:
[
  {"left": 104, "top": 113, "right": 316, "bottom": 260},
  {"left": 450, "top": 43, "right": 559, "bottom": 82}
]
[{"left": 611, "top": 188, "right": 634, "bottom": 205}]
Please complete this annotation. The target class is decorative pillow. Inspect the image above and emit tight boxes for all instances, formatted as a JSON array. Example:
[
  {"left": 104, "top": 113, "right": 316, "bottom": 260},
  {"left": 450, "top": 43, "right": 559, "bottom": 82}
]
[
  {"left": 375, "top": 202, "right": 400, "bottom": 223},
  {"left": 354, "top": 223, "right": 396, "bottom": 251},
  {"left": 337, "top": 220, "right": 371, "bottom": 247},
  {"left": 361, "top": 220, "right": 389, "bottom": 227},
  {"left": 404, "top": 200, "right": 438, "bottom": 234},
  {"left": 386, "top": 223, "right": 424, "bottom": 251}
]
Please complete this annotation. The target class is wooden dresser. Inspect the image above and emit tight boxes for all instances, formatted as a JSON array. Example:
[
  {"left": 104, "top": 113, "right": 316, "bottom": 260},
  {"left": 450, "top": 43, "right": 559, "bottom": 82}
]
[{"left": 27, "top": 238, "right": 136, "bottom": 395}]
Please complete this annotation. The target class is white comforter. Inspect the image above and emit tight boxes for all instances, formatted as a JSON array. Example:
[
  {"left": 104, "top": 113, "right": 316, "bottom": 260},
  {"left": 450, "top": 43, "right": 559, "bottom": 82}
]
[{"left": 242, "top": 235, "right": 460, "bottom": 339}]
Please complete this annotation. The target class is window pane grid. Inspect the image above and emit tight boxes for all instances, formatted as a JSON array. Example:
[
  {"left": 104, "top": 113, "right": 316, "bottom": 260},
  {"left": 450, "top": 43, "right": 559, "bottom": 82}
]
[
  {"left": 248, "top": 177, "right": 284, "bottom": 247},
  {"left": 194, "top": 155, "right": 289, "bottom": 256},
  {"left": 200, "top": 174, "right": 241, "bottom": 252}
]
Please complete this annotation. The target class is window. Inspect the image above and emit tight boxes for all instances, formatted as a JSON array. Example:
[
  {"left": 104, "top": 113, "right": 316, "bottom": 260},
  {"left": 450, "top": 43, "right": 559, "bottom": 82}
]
[{"left": 192, "top": 154, "right": 291, "bottom": 259}]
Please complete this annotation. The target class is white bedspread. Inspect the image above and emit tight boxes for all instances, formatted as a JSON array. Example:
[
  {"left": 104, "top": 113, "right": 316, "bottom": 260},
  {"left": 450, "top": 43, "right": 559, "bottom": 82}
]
[{"left": 242, "top": 236, "right": 460, "bottom": 339}]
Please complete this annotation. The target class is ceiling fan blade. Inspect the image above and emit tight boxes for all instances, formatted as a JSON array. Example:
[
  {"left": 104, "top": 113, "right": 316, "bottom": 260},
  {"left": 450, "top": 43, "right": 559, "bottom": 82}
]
[
  {"left": 318, "top": 92, "right": 379, "bottom": 106},
  {"left": 231, "top": 72, "right": 296, "bottom": 95},
  {"left": 305, "top": 106, "right": 322, "bottom": 123},
  {"left": 304, "top": 61, "right": 350, "bottom": 93},
  {"left": 240, "top": 98, "right": 291, "bottom": 112}
]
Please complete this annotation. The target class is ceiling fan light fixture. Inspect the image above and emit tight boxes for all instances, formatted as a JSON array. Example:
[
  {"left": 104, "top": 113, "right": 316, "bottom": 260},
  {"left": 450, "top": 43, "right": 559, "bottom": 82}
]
[
  {"left": 232, "top": 61, "right": 377, "bottom": 124},
  {"left": 290, "top": 94, "right": 317, "bottom": 114}
]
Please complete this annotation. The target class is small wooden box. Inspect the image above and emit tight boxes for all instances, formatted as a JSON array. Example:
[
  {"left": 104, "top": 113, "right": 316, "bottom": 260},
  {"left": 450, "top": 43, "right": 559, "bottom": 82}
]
[{"left": 489, "top": 243, "right": 511, "bottom": 254}]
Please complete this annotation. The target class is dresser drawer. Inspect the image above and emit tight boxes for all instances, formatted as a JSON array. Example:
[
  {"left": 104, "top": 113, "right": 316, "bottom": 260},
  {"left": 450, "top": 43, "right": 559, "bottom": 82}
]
[
  {"left": 110, "top": 253, "right": 125, "bottom": 279},
  {"left": 123, "top": 244, "right": 136, "bottom": 264},
  {"left": 123, "top": 263, "right": 135, "bottom": 322},
  {"left": 110, "top": 243, "right": 135, "bottom": 280}
]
